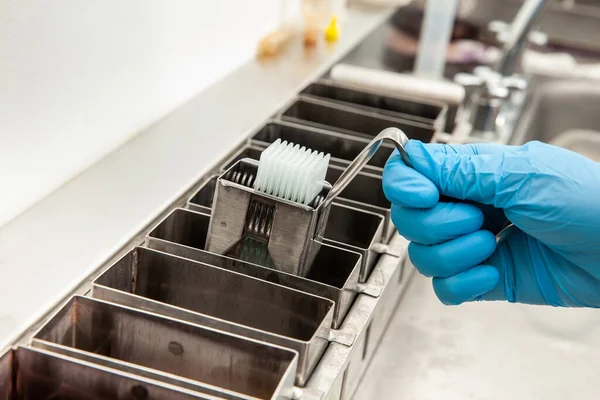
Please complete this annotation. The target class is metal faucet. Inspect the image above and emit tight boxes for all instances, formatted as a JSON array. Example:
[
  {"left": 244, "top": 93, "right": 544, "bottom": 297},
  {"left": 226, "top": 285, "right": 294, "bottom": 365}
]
[
  {"left": 454, "top": 0, "right": 550, "bottom": 140},
  {"left": 496, "top": 0, "right": 549, "bottom": 76}
]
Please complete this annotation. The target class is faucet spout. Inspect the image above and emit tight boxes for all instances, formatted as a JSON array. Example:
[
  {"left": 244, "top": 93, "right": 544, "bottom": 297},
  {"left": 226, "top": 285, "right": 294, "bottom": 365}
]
[
  {"left": 453, "top": 0, "right": 551, "bottom": 140},
  {"left": 496, "top": 0, "right": 550, "bottom": 76}
]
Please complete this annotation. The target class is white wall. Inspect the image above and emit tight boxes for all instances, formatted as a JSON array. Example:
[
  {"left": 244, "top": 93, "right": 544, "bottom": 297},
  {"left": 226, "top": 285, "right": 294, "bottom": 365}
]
[{"left": 0, "top": 0, "right": 294, "bottom": 227}]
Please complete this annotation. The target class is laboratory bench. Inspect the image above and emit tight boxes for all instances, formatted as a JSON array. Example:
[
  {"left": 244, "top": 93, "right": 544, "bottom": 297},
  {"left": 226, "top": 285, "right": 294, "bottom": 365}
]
[{"left": 2, "top": 2, "right": 600, "bottom": 399}]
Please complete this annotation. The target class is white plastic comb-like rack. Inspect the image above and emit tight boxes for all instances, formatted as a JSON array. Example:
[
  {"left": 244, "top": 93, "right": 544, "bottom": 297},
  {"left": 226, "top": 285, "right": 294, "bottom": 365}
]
[{"left": 254, "top": 139, "right": 330, "bottom": 206}]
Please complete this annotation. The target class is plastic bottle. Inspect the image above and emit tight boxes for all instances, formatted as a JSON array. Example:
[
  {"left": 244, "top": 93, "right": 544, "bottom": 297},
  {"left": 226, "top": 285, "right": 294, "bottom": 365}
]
[{"left": 302, "top": 0, "right": 330, "bottom": 46}]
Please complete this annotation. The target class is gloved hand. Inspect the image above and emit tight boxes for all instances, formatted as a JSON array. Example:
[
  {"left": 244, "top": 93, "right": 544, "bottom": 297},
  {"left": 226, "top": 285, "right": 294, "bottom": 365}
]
[{"left": 383, "top": 140, "right": 600, "bottom": 307}]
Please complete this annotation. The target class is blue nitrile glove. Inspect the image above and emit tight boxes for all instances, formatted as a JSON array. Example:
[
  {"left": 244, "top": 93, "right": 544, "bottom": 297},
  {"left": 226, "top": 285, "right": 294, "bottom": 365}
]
[{"left": 383, "top": 140, "right": 600, "bottom": 307}]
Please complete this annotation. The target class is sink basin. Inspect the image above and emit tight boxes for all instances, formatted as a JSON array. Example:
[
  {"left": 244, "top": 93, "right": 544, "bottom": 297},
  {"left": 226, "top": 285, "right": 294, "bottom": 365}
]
[
  {"left": 505, "top": 79, "right": 600, "bottom": 353},
  {"left": 510, "top": 79, "right": 600, "bottom": 161}
]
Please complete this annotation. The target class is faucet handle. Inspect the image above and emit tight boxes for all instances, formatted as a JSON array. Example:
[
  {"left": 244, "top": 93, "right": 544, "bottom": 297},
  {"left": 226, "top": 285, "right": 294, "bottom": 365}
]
[
  {"left": 473, "top": 66, "right": 502, "bottom": 82},
  {"left": 454, "top": 66, "right": 520, "bottom": 110},
  {"left": 488, "top": 20, "right": 548, "bottom": 47},
  {"left": 527, "top": 30, "right": 548, "bottom": 47},
  {"left": 489, "top": 20, "right": 510, "bottom": 42},
  {"left": 470, "top": 66, "right": 527, "bottom": 94},
  {"left": 454, "top": 72, "right": 484, "bottom": 88},
  {"left": 502, "top": 75, "right": 528, "bottom": 92},
  {"left": 455, "top": 66, "right": 501, "bottom": 96},
  {"left": 454, "top": 66, "right": 499, "bottom": 107},
  {"left": 501, "top": 75, "right": 528, "bottom": 104},
  {"left": 454, "top": 66, "right": 498, "bottom": 88}
]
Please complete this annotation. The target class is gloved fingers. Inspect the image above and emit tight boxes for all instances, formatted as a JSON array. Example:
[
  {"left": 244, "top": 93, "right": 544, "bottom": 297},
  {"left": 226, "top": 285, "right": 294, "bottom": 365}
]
[
  {"left": 405, "top": 140, "right": 525, "bottom": 208},
  {"left": 382, "top": 141, "right": 520, "bottom": 209},
  {"left": 391, "top": 202, "right": 484, "bottom": 245},
  {"left": 383, "top": 150, "right": 439, "bottom": 208},
  {"left": 479, "top": 230, "right": 544, "bottom": 305},
  {"left": 409, "top": 230, "right": 496, "bottom": 277},
  {"left": 418, "top": 142, "right": 520, "bottom": 156},
  {"left": 432, "top": 265, "right": 500, "bottom": 305}
]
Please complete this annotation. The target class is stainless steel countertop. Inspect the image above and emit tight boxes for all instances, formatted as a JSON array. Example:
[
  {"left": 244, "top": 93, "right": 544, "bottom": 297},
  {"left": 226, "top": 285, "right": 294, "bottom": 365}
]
[
  {"left": 355, "top": 272, "right": 600, "bottom": 399},
  {"left": 0, "top": 4, "right": 395, "bottom": 350}
]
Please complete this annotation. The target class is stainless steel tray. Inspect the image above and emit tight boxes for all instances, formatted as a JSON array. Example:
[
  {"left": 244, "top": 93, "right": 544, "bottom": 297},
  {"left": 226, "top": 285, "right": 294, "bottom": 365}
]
[
  {"left": 90, "top": 247, "right": 333, "bottom": 386},
  {"left": 186, "top": 176, "right": 387, "bottom": 284},
  {"left": 0, "top": 346, "right": 217, "bottom": 399},
  {"left": 322, "top": 203, "right": 385, "bottom": 283},
  {"left": 187, "top": 175, "right": 219, "bottom": 215},
  {"left": 280, "top": 96, "right": 435, "bottom": 142},
  {"left": 219, "top": 145, "right": 266, "bottom": 174},
  {"left": 146, "top": 208, "right": 363, "bottom": 329},
  {"left": 325, "top": 165, "right": 393, "bottom": 241},
  {"left": 300, "top": 79, "right": 447, "bottom": 129},
  {"left": 32, "top": 296, "right": 298, "bottom": 399}
]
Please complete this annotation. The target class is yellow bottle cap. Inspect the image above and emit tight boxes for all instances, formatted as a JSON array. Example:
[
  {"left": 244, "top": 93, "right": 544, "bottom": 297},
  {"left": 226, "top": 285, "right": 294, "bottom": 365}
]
[{"left": 325, "top": 16, "right": 340, "bottom": 42}]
